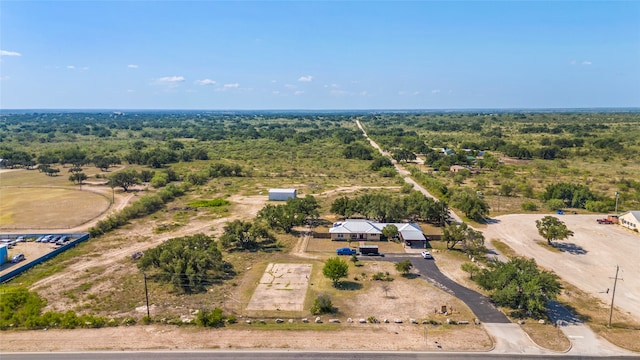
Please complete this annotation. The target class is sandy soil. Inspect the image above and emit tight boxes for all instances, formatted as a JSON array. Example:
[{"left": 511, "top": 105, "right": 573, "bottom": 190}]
[
  {"left": 0, "top": 324, "right": 491, "bottom": 352},
  {"left": 31, "top": 193, "right": 268, "bottom": 312},
  {"left": 482, "top": 213, "right": 640, "bottom": 322}
]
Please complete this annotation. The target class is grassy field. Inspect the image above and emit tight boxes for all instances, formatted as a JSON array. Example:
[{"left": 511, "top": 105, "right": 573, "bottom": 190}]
[{"left": 0, "top": 185, "right": 110, "bottom": 229}]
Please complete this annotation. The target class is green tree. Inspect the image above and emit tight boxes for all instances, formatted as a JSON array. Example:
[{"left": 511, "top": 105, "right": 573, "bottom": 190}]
[
  {"left": 138, "top": 233, "right": 231, "bottom": 293},
  {"left": 330, "top": 196, "right": 353, "bottom": 218},
  {"left": 476, "top": 257, "right": 561, "bottom": 318},
  {"left": 68, "top": 172, "right": 88, "bottom": 185},
  {"left": 395, "top": 260, "right": 413, "bottom": 275},
  {"left": 461, "top": 262, "right": 481, "bottom": 280},
  {"left": 535, "top": 216, "right": 574, "bottom": 246},
  {"left": 109, "top": 169, "right": 139, "bottom": 192},
  {"left": 382, "top": 224, "right": 399, "bottom": 241},
  {"left": 219, "top": 220, "right": 273, "bottom": 250},
  {"left": 451, "top": 190, "right": 489, "bottom": 221},
  {"left": 343, "top": 142, "right": 373, "bottom": 160},
  {"left": 442, "top": 222, "right": 485, "bottom": 254},
  {"left": 322, "top": 257, "right": 349, "bottom": 287},
  {"left": 392, "top": 148, "right": 416, "bottom": 163}
]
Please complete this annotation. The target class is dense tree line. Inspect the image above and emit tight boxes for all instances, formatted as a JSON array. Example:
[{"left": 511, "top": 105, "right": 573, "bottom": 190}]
[
  {"left": 138, "top": 234, "right": 233, "bottom": 293},
  {"left": 89, "top": 183, "right": 188, "bottom": 237},
  {"left": 543, "top": 182, "right": 597, "bottom": 209},
  {"left": 330, "top": 191, "right": 449, "bottom": 225},
  {"left": 257, "top": 195, "right": 320, "bottom": 233}
]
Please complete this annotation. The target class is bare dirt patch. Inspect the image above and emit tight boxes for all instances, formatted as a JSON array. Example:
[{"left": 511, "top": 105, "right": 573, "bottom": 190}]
[
  {"left": 0, "top": 187, "right": 110, "bottom": 229},
  {"left": 246, "top": 263, "right": 311, "bottom": 312},
  {"left": 0, "top": 324, "right": 491, "bottom": 352},
  {"left": 483, "top": 214, "right": 640, "bottom": 323}
]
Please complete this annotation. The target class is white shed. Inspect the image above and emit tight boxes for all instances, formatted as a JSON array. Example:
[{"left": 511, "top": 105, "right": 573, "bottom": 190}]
[{"left": 268, "top": 188, "right": 297, "bottom": 201}]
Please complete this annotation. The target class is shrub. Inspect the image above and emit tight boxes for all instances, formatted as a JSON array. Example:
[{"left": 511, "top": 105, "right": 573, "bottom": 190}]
[
  {"left": 196, "top": 308, "right": 226, "bottom": 328},
  {"left": 545, "top": 199, "right": 565, "bottom": 211},
  {"left": 521, "top": 201, "right": 538, "bottom": 211},
  {"left": 310, "top": 294, "right": 335, "bottom": 315}
]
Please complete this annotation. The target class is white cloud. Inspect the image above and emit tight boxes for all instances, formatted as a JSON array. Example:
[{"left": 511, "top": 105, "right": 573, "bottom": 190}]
[
  {"left": 431, "top": 89, "right": 441, "bottom": 94},
  {"left": 272, "top": 90, "right": 280, "bottom": 95},
  {"left": 0, "top": 75, "right": 10, "bottom": 81},
  {"left": 0, "top": 50, "right": 21, "bottom": 57},
  {"left": 157, "top": 76, "right": 185, "bottom": 83},
  {"left": 127, "top": 64, "right": 139, "bottom": 69},
  {"left": 67, "top": 65, "right": 76, "bottom": 70},
  {"left": 284, "top": 84, "right": 297, "bottom": 89},
  {"left": 195, "top": 79, "right": 216, "bottom": 86},
  {"left": 570, "top": 60, "right": 577, "bottom": 65},
  {"left": 398, "top": 91, "right": 420, "bottom": 96},
  {"left": 224, "top": 83, "right": 239, "bottom": 88},
  {"left": 582, "top": 61, "right": 592, "bottom": 65},
  {"left": 298, "top": 75, "right": 313, "bottom": 82},
  {"left": 294, "top": 90, "right": 305, "bottom": 95},
  {"left": 126, "top": 89, "right": 135, "bottom": 93},
  {"left": 271, "top": 80, "right": 278, "bottom": 83}
]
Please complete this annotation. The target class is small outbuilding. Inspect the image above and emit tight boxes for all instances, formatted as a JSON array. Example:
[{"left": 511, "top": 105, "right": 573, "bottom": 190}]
[
  {"left": 268, "top": 188, "right": 297, "bottom": 201},
  {"left": 618, "top": 211, "right": 640, "bottom": 232}
]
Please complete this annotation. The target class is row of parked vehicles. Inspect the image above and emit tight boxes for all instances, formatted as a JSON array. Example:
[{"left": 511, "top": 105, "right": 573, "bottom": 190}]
[{"left": 36, "top": 234, "right": 71, "bottom": 246}]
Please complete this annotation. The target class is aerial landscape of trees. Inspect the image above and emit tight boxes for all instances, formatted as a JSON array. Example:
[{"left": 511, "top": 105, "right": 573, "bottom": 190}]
[{"left": 1, "top": 110, "right": 639, "bottom": 349}]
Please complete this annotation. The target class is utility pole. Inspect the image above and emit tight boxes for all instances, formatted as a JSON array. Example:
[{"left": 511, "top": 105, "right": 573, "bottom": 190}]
[
  {"left": 144, "top": 273, "right": 150, "bottom": 319},
  {"left": 614, "top": 192, "right": 619, "bottom": 214},
  {"left": 608, "top": 265, "right": 623, "bottom": 328}
]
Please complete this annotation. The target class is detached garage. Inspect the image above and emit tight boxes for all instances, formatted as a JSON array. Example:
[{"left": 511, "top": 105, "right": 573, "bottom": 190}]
[{"left": 268, "top": 188, "right": 297, "bottom": 201}]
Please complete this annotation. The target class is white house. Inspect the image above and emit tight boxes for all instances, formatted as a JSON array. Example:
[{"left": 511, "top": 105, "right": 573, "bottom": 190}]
[
  {"left": 329, "top": 220, "right": 427, "bottom": 246},
  {"left": 618, "top": 211, "right": 640, "bottom": 232},
  {"left": 268, "top": 188, "right": 297, "bottom": 201}
]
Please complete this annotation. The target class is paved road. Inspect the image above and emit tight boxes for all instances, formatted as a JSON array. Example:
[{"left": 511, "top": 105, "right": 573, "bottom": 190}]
[
  {"left": 377, "top": 254, "right": 509, "bottom": 324},
  {"left": 1, "top": 351, "right": 630, "bottom": 360}
]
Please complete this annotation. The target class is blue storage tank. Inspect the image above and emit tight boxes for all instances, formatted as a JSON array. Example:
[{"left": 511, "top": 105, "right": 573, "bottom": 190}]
[{"left": 0, "top": 244, "right": 7, "bottom": 266}]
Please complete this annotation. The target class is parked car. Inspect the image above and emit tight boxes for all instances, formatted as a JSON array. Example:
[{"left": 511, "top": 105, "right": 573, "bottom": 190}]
[
  {"left": 336, "top": 247, "right": 356, "bottom": 255},
  {"left": 421, "top": 251, "right": 433, "bottom": 259},
  {"left": 11, "top": 253, "right": 25, "bottom": 263},
  {"left": 597, "top": 218, "right": 614, "bottom": 224}
]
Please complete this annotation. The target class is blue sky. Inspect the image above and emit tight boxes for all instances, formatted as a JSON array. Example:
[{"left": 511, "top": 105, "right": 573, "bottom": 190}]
[{"left": 1, "top": 1, "right": 639, "bottom": 110}]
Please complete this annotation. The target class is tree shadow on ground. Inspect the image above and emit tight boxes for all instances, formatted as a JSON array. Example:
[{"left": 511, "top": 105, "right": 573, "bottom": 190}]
[
  {"left": 485, "top": 218, "right": 501, "bottom": 224},
  {"left": 546, "top": 300, "right": 585, "bottom": 325},
  {"left": 336, "top": 281, "right": 363, "bottom": 291},
  {"left": 402, "top": 273, "right": 421, "bottom": 279},
  {"left": 555, "top": 242, "right": 588, "bottom": 255}
]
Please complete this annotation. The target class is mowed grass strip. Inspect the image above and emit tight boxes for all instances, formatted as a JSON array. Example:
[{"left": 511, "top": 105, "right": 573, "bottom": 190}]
[{"left": 0, "top": 187, "right": 109, "bottom": 228}]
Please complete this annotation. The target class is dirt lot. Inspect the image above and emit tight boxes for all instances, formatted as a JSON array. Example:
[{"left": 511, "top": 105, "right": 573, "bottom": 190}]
[
  {"left": 482, "top": 213, "right": 640, "bottom": 322},
  {"left": 0, "top": 323, "right": 491, "bottom": 352},
  {"left": 246, "top": 263, "right": 312, "bottom": 312}
]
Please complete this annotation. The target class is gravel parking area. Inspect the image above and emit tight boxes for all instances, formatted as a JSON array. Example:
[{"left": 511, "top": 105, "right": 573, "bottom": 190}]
[{"left": 482, "top": 214, "right": 640, "bottom": 322}]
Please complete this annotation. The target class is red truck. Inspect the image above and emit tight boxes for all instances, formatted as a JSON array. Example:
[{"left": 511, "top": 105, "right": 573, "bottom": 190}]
[{"left": 597, "top": 218, "right": 614, "bottom": 224}]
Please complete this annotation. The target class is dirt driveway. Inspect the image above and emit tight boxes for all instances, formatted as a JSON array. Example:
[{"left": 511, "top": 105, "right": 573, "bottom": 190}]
[{"left": 482, "top": 214, "right": 640, "bottom": 322}]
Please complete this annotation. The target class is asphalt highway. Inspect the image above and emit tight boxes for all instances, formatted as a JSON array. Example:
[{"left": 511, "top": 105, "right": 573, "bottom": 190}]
[{"left": 1, "top": 351, "right": 627, "bottom": 360}]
